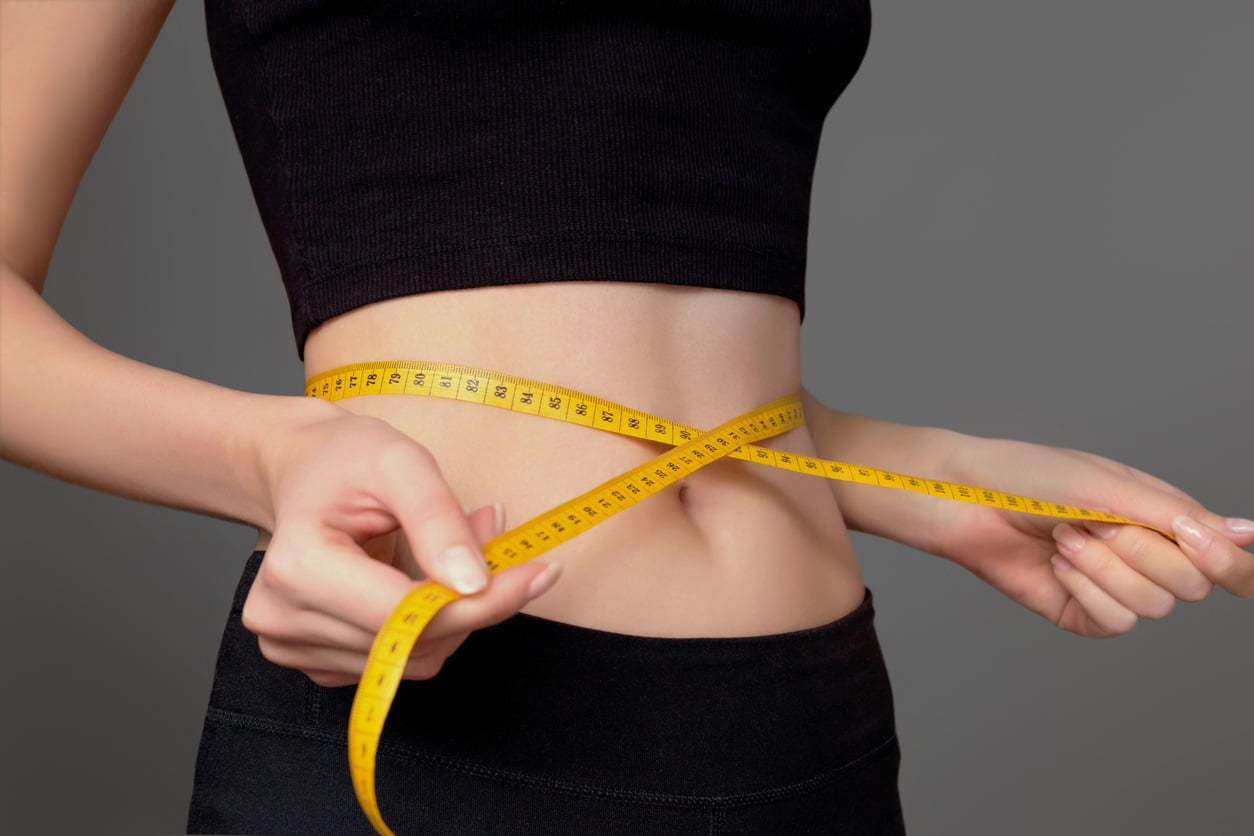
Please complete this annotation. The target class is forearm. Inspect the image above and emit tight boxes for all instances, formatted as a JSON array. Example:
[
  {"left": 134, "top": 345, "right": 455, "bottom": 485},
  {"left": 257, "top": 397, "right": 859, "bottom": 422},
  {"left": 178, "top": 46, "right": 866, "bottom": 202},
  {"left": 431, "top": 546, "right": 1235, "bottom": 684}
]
[
  {"left": 0, "top": 264, "right": 340, "bottom": 533},
  {"left": 800, "top": 385, "right": 967, "bottom": 539}
]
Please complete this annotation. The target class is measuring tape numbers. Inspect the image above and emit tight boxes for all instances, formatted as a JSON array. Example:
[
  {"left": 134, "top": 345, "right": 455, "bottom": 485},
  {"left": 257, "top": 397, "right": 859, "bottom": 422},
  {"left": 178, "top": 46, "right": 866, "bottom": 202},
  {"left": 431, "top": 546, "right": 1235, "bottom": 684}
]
[{"left": 304, "top": 359, "right": 1173, "bottom": 835}]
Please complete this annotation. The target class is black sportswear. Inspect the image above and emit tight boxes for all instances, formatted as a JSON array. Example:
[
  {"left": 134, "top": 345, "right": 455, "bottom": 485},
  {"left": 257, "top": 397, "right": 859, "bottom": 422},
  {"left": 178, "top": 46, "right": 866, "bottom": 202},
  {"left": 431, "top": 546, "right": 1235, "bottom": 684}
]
[{"left": 204, "top": 0, "right": 872, "bottom": 359}]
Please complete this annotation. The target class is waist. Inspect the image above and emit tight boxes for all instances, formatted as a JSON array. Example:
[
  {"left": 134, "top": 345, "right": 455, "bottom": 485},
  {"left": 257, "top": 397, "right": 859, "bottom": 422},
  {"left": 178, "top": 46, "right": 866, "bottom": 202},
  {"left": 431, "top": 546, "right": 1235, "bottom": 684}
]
[{"left": 282, "top": 282, "right": 865, "bottom": 637}]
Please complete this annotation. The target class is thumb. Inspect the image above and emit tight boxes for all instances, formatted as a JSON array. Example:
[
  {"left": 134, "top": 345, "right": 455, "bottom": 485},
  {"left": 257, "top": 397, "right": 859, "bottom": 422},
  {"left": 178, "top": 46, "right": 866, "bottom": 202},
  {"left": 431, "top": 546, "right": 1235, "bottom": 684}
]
[
  {"left": 1166, "top": 503, "right": 1254, "bottom": 550},
  {"left": 1211, "top": 515, "right": 1254, "bottom": 550},
  {"left": 1086, "top": 487, "right": 1251, "bottom": 549}
]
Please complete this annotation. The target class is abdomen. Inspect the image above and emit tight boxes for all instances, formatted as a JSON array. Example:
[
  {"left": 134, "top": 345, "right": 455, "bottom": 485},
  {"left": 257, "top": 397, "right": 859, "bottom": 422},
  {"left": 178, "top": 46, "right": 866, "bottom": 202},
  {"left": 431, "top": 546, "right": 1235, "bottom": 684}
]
[{"left": 288, "top": 280, "right": 866, "bottom": 637}]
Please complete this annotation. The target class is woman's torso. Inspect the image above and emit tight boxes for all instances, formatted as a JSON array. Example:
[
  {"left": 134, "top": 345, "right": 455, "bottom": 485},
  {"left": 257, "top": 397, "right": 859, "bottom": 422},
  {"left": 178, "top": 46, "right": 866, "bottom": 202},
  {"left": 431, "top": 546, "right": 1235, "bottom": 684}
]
[{"left": 252, "top": 281, "right": 865, "bottom": 637}]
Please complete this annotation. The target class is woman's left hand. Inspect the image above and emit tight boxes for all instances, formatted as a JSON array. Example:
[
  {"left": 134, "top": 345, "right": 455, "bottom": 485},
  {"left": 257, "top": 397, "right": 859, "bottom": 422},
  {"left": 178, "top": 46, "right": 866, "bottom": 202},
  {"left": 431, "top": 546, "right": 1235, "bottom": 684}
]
[{"left": 885, "top": 434, "right": 1254, "bottom": 637}]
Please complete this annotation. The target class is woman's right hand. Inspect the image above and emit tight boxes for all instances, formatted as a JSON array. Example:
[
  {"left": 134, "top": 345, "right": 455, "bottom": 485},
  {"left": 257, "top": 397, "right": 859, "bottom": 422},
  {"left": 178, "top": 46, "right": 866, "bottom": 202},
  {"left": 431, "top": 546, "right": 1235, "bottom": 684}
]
[{"left": 241, "top": 401, "right": 562, "bottom": 687}]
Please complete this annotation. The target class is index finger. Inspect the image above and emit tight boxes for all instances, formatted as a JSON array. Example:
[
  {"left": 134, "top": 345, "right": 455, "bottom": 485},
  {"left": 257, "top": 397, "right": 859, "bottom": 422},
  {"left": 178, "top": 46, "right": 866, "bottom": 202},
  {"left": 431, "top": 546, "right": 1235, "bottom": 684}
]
[
  {"left": 1171, "top": 515, "right": 1254, "bottom": 598},
  {"left": 372, "top": 442, "right": 490, "bottom": 595}
]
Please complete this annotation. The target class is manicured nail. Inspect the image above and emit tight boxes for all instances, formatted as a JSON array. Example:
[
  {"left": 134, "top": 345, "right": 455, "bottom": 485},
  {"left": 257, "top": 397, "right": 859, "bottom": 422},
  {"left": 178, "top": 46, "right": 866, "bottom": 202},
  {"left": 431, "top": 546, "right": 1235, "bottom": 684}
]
[
  {"left": 1224, "top": 517, "right": 1254, "bottom": 535},
  {"left": 1172, "top": 516, "right": 1211, "bottom": 550},
  {"left": 526, "top": 560, "right": 562, "bottom": 599},
  {"left": 1088, "top": 522, "right": 1121, "bottom": 541},
  {"left": 493, "top": 501, "right": 506, "bottom": 536},
  {"left": 1050, "top": 554, "right": 1073, "bottom": 574},
  {"left": 438, "top": 545, "right": 489, "bottom": 594},
  {"left": 1054, "top": 523, "right": 1086, "bottom": 553}
]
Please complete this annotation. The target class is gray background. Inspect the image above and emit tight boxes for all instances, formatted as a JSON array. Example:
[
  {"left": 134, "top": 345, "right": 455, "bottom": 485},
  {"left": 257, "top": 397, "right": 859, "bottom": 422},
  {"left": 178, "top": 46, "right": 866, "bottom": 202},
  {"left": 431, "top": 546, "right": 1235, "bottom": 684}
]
[{"left": 1, "top": 0, "right": 1250, "bottom": 833}]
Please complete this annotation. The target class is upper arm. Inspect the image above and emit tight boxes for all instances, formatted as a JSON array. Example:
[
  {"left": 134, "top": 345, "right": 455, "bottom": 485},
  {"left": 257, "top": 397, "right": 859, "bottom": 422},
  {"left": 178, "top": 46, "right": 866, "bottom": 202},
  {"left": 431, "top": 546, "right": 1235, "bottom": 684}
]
[{"left": 0, "top": 0, "right": 177, "bottom": 292}]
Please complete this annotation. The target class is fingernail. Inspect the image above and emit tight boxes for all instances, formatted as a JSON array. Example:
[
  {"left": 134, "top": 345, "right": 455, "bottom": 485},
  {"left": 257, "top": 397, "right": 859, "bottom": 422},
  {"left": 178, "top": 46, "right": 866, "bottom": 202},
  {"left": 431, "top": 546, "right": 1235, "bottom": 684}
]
[
  {"left": 438, "top": 545, "right": 489, "bottom": 594},
  {"left": 526, "top": 560, "right": 562, "bottom": 599},
  {"left": 1050, "top": 554, "right": 1073, "bottom": 574},
  {"left": 1088, "top": 522, "right": 1121, "bottom": 541},
  {"left": 1172, "top": 515, "right": 1211, "bottom": 550},
  {"left": 493, "top": 501, "right": 506, "bottom": 536},
  {"left": 1224, "top": 517, "right": 1254, "bottom": 535},
  {"left": 1054, "top": 523, "right": 1086, "bottom": 553}
]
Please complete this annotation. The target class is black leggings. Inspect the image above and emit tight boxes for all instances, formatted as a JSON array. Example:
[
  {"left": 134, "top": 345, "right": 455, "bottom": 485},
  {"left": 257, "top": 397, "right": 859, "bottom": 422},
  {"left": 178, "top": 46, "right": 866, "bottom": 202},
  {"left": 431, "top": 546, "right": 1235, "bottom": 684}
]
[{"left": 187, "top": 551, "right": 906, "bottom": 835}]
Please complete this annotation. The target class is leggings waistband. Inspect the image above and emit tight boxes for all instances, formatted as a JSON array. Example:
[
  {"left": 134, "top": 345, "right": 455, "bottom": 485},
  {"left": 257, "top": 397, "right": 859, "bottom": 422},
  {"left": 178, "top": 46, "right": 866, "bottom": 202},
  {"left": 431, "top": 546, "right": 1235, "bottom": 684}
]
[{"left": 222, "top": 551, "right": 898, "bottom": 798}]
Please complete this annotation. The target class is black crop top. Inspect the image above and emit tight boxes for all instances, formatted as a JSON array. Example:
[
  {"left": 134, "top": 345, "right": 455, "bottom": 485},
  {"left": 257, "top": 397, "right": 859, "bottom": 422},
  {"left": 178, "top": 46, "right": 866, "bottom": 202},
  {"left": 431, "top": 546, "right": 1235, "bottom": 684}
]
[{"left": 203, "top": 0, "right": 872, "bottom": 360}]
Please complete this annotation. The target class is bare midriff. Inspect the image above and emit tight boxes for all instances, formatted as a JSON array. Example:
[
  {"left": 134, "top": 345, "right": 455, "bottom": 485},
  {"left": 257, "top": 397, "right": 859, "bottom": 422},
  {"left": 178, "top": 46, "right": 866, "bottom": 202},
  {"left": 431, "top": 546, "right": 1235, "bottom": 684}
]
[{"left": 254, "top": 280, "right": 866, "bottom": 638}]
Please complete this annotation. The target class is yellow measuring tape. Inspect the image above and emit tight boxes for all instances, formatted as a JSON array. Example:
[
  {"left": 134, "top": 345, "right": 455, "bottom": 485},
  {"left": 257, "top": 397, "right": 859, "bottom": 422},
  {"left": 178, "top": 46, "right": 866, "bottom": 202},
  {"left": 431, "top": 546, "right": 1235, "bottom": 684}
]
[{"left": 305, "top": 359, "right": 1174, "bottom": 835}]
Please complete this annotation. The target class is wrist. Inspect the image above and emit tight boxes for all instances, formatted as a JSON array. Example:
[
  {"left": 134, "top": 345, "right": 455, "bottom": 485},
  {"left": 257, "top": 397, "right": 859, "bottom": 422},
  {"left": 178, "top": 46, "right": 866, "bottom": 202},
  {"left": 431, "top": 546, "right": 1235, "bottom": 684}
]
[{"left": 229, "top": 393, "right": 348, "bottom": 535}]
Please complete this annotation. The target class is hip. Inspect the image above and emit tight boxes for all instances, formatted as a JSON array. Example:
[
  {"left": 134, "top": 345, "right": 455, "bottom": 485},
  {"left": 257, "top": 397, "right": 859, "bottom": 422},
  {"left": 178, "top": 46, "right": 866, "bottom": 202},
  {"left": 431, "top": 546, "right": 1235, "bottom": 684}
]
[{"left": 190, "top": 552, "right": 904, "bottom": 834}]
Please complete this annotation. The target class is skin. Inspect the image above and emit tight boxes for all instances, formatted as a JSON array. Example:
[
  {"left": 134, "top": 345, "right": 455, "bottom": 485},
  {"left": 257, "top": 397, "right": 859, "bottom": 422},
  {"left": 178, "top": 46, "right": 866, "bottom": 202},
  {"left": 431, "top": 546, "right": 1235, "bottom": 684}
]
[
  {"left": 819, "top": 430, "right": 1254, "bottom": 638},
  {"left": 2, "top": 1, "right": 1250, "bottom": 695}
]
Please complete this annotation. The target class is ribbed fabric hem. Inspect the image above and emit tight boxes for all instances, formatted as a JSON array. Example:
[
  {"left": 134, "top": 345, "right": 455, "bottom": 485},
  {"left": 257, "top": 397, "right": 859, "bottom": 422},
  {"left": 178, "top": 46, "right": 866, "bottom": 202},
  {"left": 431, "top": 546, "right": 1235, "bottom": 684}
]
[{"left": 294, "top": 236, "right": 806, "bottom": 359}]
